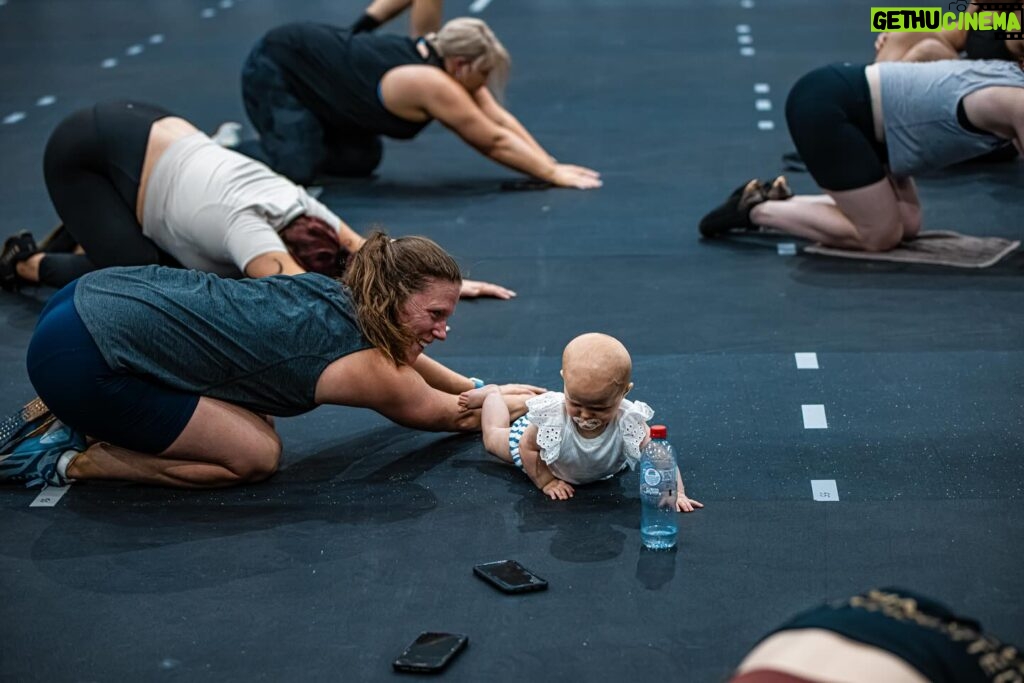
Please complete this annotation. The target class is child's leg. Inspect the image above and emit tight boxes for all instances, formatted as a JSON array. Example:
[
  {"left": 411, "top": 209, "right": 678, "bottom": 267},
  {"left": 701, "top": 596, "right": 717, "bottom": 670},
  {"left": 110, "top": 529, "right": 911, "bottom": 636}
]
[
  {"left": 461, "top": 385, "right": 517, "bottom": 463},
  {"left": 480, "top": 391, "right": 516, "bottom": 463}
]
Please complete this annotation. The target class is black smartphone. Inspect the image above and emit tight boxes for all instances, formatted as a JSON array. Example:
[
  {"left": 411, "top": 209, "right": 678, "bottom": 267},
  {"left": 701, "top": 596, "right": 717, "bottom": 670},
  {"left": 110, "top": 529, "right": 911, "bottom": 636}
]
[
  {"left": 392, "top": 632, "right": 468, "bottom": 674},
  {"left": 473, "top": 560, "right": 548, "bottom": 594}
]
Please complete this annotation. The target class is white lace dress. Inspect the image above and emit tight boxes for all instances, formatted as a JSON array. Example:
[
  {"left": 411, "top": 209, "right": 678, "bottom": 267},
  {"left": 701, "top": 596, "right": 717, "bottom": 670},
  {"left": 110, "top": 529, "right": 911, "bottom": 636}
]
[{"left": 524, "top": 391, "right": 654, "bottom": 485}]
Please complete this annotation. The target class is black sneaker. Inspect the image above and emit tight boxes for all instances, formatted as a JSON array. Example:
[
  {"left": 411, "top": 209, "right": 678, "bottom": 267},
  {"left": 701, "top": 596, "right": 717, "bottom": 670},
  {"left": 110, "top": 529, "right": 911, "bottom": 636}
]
[
  {"left": 699, "top": 180, "right": 765, "bottom": 238},
  {"left": 0, "top": 230, "right": 38, "bottom": 292}
]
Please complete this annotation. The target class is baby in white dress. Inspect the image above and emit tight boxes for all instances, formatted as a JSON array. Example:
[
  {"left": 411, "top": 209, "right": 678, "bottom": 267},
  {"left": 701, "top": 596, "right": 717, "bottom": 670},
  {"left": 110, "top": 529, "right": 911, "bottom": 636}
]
[{"left": 460, "top": 333, "right": 701, "bottom": 510}]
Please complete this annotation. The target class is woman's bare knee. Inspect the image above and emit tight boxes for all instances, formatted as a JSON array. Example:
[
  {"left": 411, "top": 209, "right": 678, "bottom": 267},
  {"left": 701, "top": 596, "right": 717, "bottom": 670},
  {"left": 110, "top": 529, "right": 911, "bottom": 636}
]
[{"left": 233, "top": 437, "right": 282, "bottom": 483}]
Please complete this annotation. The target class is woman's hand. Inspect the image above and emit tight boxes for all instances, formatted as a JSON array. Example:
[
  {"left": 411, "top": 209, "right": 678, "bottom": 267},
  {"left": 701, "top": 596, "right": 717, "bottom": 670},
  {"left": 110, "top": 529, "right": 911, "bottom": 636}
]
[
  {"left": 459, "top": 278, "right": 516, "bottom": 299},
  {"left": 550, "top": 163, "right": 602, "bottom": 189}
]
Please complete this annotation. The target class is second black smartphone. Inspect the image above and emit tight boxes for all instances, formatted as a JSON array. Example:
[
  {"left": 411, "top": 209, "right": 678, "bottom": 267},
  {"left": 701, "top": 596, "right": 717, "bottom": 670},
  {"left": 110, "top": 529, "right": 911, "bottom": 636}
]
[
  {"left": 473, "top": 560, "right": 548, "bottom": 594},
  {"left": 392, "top": 632, "right": 468, "bottom": 674}
]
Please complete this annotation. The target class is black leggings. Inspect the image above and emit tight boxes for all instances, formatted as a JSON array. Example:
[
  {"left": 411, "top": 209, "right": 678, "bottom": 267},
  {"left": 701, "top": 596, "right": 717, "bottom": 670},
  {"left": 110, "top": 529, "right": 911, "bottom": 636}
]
[
  {"left": 240, "top": 41, "right": 382, "bottom": 185},
  {"left": 40, "top": 101, "right": 178, "bottom": 288},
  {"left": 785, "top": 63, "right": 889, "bottom": 192}
]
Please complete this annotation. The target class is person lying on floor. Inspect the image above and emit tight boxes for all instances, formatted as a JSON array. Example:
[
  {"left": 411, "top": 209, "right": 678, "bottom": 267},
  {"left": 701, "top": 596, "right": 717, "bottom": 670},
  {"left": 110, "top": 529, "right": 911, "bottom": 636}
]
[
  {"left": 729, "top": 587, "right": 1023, "bottom": 683},
  {"left": 874, "top": 1, "right": 1023, "bottom": 64},
  {"left": 458, "top": 333, "right": 702, "bottom": 510},
  {"left": 0, "top": 232, "right": 543, "bottom": 489},
  {"left": 700, "top": 59, "right": 1024, "bottom": 252},
  {"left": 0, "top": 100, "right": 511, "bottom": 299}
]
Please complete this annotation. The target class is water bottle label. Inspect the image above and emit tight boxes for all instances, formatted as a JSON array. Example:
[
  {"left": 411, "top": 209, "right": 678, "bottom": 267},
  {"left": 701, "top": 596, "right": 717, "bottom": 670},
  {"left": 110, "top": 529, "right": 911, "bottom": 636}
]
[{"left": 643, "top": 468, "right": 662, "bottom": 486}]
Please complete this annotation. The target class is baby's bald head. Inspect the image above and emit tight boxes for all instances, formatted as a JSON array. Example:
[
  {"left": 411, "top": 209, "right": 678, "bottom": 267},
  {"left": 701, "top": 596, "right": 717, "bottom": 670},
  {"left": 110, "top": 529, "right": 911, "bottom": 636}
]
[{"left": 561, "top": 333, "right": 633, "bottom": 403}]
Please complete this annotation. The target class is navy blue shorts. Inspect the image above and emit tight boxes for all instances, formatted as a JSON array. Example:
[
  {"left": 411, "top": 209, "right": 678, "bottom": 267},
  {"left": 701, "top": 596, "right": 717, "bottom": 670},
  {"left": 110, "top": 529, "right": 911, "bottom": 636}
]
[{"left": 26, "top": 281, "right": 200, "bottom": 454}]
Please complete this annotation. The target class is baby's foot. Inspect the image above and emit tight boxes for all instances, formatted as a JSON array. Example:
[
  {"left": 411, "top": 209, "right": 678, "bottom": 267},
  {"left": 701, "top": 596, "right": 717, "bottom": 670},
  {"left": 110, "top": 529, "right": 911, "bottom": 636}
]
[{"left": 458, "top": 384, "right": 500, "bottom": 411}]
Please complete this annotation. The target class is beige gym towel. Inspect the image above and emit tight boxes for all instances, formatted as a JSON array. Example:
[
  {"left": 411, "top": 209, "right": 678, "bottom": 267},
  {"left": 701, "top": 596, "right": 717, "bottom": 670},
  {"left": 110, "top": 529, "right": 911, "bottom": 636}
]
[{"left": 804, "top": 231, "right": 1020, "bottom": 268}]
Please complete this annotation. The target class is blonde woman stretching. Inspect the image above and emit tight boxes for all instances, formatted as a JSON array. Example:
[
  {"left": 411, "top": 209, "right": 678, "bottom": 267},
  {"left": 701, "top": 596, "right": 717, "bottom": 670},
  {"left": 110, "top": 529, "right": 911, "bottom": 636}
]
[{"left": 240, "top": 17, "right": 601, "bottom": 189}]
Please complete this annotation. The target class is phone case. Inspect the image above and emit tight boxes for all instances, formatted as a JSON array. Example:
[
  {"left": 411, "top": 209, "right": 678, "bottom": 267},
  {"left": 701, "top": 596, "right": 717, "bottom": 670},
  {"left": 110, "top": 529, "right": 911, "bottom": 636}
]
[
  {"left": 392, "top": 632, "right": 468, "bottom": 673},
  {"left": 473, "top": 560, "right": 549, "bottom": 594}
]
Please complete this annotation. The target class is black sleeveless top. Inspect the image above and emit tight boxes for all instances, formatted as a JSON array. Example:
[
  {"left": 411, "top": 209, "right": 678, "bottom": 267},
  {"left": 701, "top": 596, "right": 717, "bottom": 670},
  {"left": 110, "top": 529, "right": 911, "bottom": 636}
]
[
  {"left": 767, "top": 588, "right": 1022, "bottom": 683},
  {"left": 262, "top": 22, "right": 443, "bottom": 139}
]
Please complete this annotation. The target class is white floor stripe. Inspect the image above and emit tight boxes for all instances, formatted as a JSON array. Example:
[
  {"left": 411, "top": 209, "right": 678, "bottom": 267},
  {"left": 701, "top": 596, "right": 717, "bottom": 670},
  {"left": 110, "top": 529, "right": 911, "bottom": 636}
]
[
  {"left": 740, "top": 0, "right": 755, "bottom": 7},
  {"left": 802, "top": 404, "right": 828, "bottom": 429},
  {"left": 469, "top": 0, "right": 492, "bottom": 13},
  {"left": 740, "top": 47, "right": 755, "bottom": 57},
  {"left": 754, "top": 83, "right": 770, "bottom": 94},
  {"left": 755, "top": 98, "right": 771, "bottom": 111},
  {"left": 738, "top": 35, "right": 753, "bottom": 45},
  {"left": 201, "top": 8, "right": 216, "bottom": 18},
  {"left": 30, "top": 485, "right": 71, "bottom": 507},
  {"left": 777, "top": 243, "right": 796, "bottom": 256},
  {"left": 736, "top": 24, "right": 751, "bottom": 33},
  {"left": 219, "top": 0, "right": 234, "bottom": 7},
  {"left": 3, "top": 111, "right": 26, "bottom": 124},
  {"left": 757, "top": 120, "right": 774, "bottom": 131},
  {"left": 794, "top": 352, "right": 818, "bottom": 369},
  {"left": 126, "top": 44, "right": 144, "bottom": 56},
  {"left": 149, "top": 34, "right": 165, "bottom": 44},
  {"left": 36, "top": 95, "right": 56, "bottom": 107},
  {"left": 101, "top": 58, "right": 118, "bottom": 68},
  {"left": 811, "top": 480, "right": 839, "bottom": 502}
]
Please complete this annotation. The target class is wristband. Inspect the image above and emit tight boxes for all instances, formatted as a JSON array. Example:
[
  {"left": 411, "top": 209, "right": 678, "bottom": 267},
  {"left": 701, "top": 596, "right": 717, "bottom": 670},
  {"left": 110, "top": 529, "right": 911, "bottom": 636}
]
[{"left": 470, "top": 377, "right": 485, "bottom": 389}]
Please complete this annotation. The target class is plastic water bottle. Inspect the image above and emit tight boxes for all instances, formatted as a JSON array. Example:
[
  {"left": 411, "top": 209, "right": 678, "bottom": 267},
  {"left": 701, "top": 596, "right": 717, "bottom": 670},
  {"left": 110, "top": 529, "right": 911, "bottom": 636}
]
[{"left": 639, "top": 425, "right": 678, "bottom": 550}]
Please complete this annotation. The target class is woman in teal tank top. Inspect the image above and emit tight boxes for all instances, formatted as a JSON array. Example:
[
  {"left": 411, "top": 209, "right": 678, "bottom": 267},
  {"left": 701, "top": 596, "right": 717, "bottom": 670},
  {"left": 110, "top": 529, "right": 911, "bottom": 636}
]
[{"left": 2, "top": 232, "right": 542, "bottom": 489}]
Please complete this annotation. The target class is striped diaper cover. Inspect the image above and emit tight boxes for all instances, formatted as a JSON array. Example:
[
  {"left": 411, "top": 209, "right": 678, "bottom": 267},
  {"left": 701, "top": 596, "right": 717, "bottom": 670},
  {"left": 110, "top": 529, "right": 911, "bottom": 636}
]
[{"left": 508, "top": 415, "right": 530, "bottom": 469}]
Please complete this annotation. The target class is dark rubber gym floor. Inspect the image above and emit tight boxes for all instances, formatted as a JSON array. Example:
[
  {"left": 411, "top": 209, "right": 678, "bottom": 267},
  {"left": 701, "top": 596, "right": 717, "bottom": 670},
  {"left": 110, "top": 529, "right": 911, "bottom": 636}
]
[{"left": 1, "top": 1, "right": 1022, "bottom": 680}]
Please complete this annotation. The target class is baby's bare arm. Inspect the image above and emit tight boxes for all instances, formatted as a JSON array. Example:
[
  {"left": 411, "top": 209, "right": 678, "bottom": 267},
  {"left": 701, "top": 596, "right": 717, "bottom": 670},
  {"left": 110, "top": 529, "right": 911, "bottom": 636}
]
[
  {"left": 675, "top": 468, "right": 703, "bottom": 513},
  {"left": 518, "top": 428, "right": 573, "bottom": 499}
]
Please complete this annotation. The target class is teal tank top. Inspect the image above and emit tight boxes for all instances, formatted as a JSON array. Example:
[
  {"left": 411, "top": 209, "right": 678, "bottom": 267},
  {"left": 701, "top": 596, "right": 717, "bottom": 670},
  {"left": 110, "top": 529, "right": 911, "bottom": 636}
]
[{"left": 74, "top": 266, "right": 372, "bottom": 416}]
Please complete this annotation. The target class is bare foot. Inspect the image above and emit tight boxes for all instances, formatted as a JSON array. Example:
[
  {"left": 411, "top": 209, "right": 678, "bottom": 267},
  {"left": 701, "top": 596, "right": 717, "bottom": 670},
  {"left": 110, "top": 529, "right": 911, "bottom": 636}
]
[{"left": 458, "top": 384, "right": 500, "bottom": 411}]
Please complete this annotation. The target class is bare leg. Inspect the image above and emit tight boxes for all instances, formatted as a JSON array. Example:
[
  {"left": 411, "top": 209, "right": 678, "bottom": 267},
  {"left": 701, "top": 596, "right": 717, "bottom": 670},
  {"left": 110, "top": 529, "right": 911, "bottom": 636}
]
[
  {"left": 748, "top": 177, "right": 908, "bottom": 252},
  {"left": 364, "top": 0, "right": 442, "bottom": 35},
  {"left": 890, "top": 175, "right": 921, "bottom": 241},
  {"left": 460, "top": 385, "right": 514, "bottom": 462},
  {"left": 66, "top": 397, "right": 281, "bottom": 488},
  {"left": 788, "top": 195, "right": 836, "bottom": 205},
  {"left": 875, "top": 33, "right": 953, "bottom": 62},
  {"left": 15, "top": 253, "right": 44, "bottom": 283},
  {"left": 409, "top": 0, "right": 443, "bottom": 35},
  {"left": 901, "top": 38, "right": 959, "bottom": 62}
]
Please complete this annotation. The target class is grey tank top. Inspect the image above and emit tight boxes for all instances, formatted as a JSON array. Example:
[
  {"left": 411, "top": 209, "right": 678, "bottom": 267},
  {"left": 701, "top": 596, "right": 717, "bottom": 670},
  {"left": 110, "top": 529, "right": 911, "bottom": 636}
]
[
  {"left": 74, "top": 266, "right": 372, "bottom": 416},
  {"left": 881, "top": 59, "right": 1024, "bottom": 177}
]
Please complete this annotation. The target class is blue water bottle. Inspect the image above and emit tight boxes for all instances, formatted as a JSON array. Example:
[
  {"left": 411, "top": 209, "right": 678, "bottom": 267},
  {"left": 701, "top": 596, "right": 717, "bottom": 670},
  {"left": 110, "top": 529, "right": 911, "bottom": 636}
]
[{"left": 639, "top": 425, "right": 678, "bottom": 550}]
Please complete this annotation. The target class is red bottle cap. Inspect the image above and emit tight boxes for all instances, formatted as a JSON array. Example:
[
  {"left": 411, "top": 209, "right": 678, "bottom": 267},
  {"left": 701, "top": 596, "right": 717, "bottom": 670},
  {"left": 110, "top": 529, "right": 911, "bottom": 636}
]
[{"left": 649, "top": 425, "right": 667, "bottom": 439}]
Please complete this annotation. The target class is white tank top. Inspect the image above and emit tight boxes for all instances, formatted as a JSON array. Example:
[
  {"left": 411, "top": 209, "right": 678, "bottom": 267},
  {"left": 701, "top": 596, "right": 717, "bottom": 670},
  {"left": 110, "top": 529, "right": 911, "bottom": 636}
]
[{"left": 142, "top": 134, "right": 342, "bottom": 276}]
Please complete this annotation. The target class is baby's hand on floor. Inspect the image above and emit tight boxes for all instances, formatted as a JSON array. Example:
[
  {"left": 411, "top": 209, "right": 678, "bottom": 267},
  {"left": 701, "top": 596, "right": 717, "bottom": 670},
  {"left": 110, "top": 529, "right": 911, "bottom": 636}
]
[
  {"left": 542, "top": 479, "right": 575, "bottom": 501},
  {"left": 676, "top": 492, "right": 703, "bottom": 513}
]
